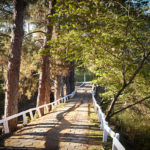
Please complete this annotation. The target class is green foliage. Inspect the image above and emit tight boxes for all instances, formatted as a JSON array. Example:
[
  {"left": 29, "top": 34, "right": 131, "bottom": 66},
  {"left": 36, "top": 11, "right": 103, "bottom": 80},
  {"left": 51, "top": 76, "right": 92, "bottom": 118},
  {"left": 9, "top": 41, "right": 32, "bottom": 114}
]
[
  {"left": 34, "top": 113, "right": 39, "bottom": 119},
  {"left": 19, "top": 37, "right": 40, "bottom": 100},
  {"left": 26, "top": 115, "right": 30, "bottom": 122},
  {"left": 49, "top": 0, "right": 150, "bottom": 105},
  {"left": 75, "top": 71, "right": 94, "bottom": 82}
]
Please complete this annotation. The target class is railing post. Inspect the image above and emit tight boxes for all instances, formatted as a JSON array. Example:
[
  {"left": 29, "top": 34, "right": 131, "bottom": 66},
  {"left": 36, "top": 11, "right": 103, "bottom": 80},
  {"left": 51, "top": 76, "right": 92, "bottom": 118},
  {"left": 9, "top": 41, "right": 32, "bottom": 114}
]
[
  {"left": 46, "top": 105, "right": 49, "bottom": 113},
  {"left": 94, "top": 101, "right": 96, "bottom": 111},
  {"left": 103, "top": 121, "right": 108, "bottom": 142},
  {"left": 112, "top": 133, "right": 120, "bottom": 150},
  {"left": 37, "top": 108, "right": 42, "bottom": 118},
  {"left": 98, "top": 108, "right": 101, "bottom": 123},
  {"left": 51, "top": 104, "right": 53, "bottom": 111},
  {"left": 44, "top": 105, "right": 48, "bottom": 114},
  {"left": 4, "top": 120, "right": 9, "bottom": 134},
  {"left": 66, "top": 96, "right": 68, "bottom": 101},
  {"left": 115, "top": 133, "right": 120, "bottom": 140},
  {"left": 64, "top": 97, "right": 66, "bottom": 103},
  {"left": 29, "top": 110, "right": 34, "bottom": 120},
  {"left": 101, "top": 113, "right": 105, "bottom": 130},
  {"left": 23, "top": 113, "right": 27, "bottom": 125}
]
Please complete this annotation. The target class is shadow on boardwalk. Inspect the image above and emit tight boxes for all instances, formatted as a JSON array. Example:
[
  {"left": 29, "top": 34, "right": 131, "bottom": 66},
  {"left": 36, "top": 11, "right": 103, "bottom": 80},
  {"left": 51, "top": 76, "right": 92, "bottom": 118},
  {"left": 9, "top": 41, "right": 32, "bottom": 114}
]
[{"left": 0, "top": 92, "right": 103, "bottom": 150}]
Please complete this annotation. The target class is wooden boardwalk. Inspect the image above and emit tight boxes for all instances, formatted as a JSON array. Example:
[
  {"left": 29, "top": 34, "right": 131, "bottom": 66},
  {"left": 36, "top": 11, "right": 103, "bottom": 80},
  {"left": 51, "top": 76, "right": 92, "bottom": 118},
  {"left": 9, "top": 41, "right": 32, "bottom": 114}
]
[{"left": 0, "top": 84, "right": 103, "bottom": 150}]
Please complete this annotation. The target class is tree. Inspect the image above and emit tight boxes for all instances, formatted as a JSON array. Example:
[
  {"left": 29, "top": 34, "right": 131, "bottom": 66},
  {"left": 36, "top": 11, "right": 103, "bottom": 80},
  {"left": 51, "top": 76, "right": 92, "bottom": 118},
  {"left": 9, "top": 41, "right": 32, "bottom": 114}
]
[
  {"left": 65, "top": 62, "right": 75, "bottom": 95},
  {"left": 4, "top": 0, "right": 25, "bottom": 132},
  {"left": 50, "top": 0, "right": 150, "bottom": 121},
  {"left": 36, "top": 0, "right": 56, "bottom": 115}
]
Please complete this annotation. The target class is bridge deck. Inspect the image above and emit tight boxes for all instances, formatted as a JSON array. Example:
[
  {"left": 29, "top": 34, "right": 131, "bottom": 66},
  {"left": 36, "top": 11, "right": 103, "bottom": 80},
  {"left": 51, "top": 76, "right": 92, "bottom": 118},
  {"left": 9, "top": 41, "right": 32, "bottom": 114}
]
[{"left": 0, "top": 84, "right": 103, "bottom": 150}]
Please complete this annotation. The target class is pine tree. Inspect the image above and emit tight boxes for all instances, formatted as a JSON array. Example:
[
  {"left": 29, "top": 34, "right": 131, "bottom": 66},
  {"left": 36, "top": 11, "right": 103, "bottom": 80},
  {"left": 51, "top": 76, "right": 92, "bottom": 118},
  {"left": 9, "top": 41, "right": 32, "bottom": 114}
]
[
  {"left": 4, "top": 0, "right": 25, "bottom": 132},
  {"left": 36, "top": 0, "right": 56, "bottom": 115}
]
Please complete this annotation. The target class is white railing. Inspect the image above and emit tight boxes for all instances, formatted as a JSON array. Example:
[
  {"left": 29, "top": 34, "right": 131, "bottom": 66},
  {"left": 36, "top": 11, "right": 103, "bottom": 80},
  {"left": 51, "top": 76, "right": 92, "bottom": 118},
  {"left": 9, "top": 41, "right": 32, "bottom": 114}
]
[
  {"left": 0, "top": 90, "right": 76, "bottom": 134},
  {"left": 91, "top": 89, "right": 125, "bottom": 150},
  {"left": 76, "top": 81, "right": 91, "bottom": 84}
]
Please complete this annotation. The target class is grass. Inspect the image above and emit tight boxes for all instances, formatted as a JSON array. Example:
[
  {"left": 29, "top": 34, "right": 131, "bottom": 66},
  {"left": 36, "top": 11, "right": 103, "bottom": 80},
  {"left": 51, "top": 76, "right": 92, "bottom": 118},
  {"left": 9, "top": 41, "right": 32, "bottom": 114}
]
[
  {"left": 97, "top": 88, "right": 150, "bottom": 150},
  {"left": 111, "top": 109, "right": 150, "bottom": 150}
]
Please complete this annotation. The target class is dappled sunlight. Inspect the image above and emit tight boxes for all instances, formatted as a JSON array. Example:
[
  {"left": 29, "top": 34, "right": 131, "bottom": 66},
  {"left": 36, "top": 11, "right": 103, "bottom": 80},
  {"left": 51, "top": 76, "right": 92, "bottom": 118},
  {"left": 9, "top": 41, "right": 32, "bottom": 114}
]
[{"left": 1, "top": 84, "right": 104, "bottom": 150}]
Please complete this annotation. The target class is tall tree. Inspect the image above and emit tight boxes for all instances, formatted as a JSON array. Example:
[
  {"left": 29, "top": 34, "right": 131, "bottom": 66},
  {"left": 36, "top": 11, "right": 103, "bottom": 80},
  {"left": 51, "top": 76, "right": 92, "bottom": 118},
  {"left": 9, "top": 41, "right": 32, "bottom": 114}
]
[
  {"left": 36, "top": 0, "right": 56, "bottom": 115},
  {"left": 50, "top": 0, "right": 150, "bottom": 121},
  {"left": 66, "top": 62, "right": 75, "bottom": 95},
  {"left": 4, "top": 0, "right": 24, "bottom": 132}
]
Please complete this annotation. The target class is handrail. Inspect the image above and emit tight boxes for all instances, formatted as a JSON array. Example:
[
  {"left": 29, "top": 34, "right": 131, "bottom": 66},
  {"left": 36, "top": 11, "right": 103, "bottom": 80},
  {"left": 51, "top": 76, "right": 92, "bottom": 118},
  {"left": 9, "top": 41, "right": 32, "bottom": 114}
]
[
  {"left": 0, "top": 90, "right": 76, "bottom": 134},
  {"left": 91, "top": 89, "right": 125, "bottom": 150}
]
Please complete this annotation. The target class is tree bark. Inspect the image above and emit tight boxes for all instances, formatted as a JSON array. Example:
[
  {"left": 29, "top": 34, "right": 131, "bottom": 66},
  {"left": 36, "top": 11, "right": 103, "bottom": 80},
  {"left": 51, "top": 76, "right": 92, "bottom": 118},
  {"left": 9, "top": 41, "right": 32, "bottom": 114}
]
[
  {"left": 60, "top": 76, "right": 65, "bottom": 97},
  {"left": 66, "top": 63, "right": 75, "bottom": 95},
  {"left": 4, "top": 0, "right": 24, "bottom": 132},
  {"left": 36, "top": 0, "right": 56, "bottom": 115},
  {"left": 54, "top": 75, "right": 61, "bottom": 100}
]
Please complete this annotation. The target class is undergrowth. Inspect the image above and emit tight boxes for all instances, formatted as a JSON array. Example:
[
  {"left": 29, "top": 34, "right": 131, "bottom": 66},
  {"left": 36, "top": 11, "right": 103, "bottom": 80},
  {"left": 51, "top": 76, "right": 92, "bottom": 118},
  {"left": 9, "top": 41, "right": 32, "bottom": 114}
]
[{"left": 111, "top": 109, "right": 150, "bottom": 150}]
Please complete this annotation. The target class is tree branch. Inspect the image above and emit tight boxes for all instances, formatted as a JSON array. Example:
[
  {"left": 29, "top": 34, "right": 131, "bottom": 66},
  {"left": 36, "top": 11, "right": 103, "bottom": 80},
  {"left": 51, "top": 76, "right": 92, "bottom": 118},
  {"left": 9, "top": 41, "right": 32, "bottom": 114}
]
[
  {"left": 106, "top": 52, "right": 150, "bottom": 121},
  {"left": 122, "top": 55, "right": 126, "bottom": 85},
  {"left": 0, "top": 33, "right": 11, "bottom": 39},
  {"left": 130, "top": 31, "right": 147, "bottom": 57},
  {"left": 110, "top": 96, "right": 150, "bottom": 117},
  {"left": 102, "top": 47, "right": 121, "bottom": 60},
  {"left": 126, "top": 52, "right": 150, "bottom": 86},
  {"left": 24, "top": 31, "right": 46, "bottom": 37}
]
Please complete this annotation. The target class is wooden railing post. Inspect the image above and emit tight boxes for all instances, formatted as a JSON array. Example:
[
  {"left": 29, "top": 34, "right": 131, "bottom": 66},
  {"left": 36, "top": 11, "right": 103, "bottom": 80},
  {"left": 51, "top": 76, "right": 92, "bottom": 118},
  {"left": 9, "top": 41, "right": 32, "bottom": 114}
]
[
  {"left": 98, "top": 108, "right": 102, "bottom": 124},
  {"left": 4, "top": 120, "right": 9, "bottom": 134},
  {"left": 51, "top": 104, "right": 53, "bottom": 111},
  {"left": 101, "top": 113, "right": 105, "bottom": 130},
  {"left": 112, "top": 133, "right": 120, "bottom": 150},
  {"left": 23, "top": 113, "right": 27, "bottom": 125},
  {"left": 29, "top": 110, "right": 34, "bottom": 120},
  {"left": 103, "top": 121, "right": 108, "bottom": 142},
  {"left": 37, "top": 108, "right": 42, "bottom": 118},
  {"left": 46, "top": 105, "right": 49, "bottom": 113},
  {"left": 64, "top": 97, "right": 66, "bottom": 103},
  {"left": 44, "top": 106, "right": 48, "bottom": 114},
  {"left": 115, "top": 133, "right": 120, "bottom": 140}
]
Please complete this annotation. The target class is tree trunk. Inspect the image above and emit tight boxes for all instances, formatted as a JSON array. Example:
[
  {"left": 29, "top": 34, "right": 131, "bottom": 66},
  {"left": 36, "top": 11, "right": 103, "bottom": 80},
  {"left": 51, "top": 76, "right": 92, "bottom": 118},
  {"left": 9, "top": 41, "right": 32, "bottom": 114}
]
[
  {"left": 54, "top": 75, "right": 61, "bottom": 100},
  {"left": 66, "top": 63, "right": 75, "bottom": 95},
  {"left": 37, "top": 55, "right": 50, "bottom": 115},
  {"left": 36, "top": 0, "right": 56, "bottom": 115},
  {"left": 84, "top": 72, "right": 86, "bottom": 82},
  {"left": 60, "top": 76, "right": 64, "bottom": 97},
  {"left": 105, "top": 85, "right": 126, "bottom": 121},
  {"left": 4, "top": 0, "right": 24, "bottom": 132}
]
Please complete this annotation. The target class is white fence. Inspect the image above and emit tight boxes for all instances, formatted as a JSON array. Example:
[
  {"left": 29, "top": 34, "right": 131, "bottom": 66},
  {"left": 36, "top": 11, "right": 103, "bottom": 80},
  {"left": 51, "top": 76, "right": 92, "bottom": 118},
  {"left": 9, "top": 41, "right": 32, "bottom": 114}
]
[
  {"left": 91, "top": 89, "right": 125, "bottom": 150},
  {"left": 0, "top": 90, "right": 76, "bottom": 134}
]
